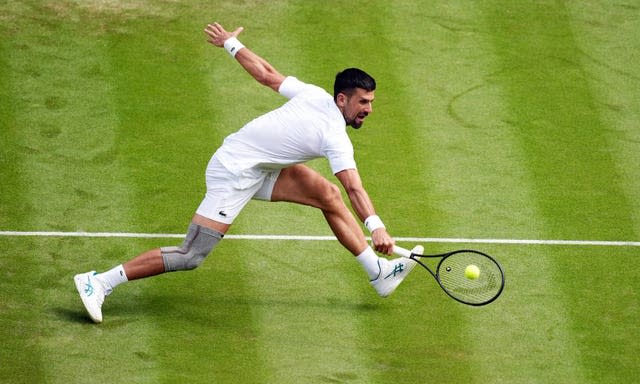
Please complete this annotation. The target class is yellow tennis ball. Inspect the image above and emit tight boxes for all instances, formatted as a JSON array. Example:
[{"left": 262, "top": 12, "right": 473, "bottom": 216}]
[{"left": 464, "top": 264, "right": 480, "bottom": 280}]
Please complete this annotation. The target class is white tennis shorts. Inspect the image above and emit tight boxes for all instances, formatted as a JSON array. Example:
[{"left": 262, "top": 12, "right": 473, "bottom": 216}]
[{"left": 196, "top": 156, "right": 281, "bottom": 224}]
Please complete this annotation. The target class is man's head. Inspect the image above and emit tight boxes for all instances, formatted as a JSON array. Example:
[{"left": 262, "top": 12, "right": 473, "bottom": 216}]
[{"left": 334, "top": 68, "right": 376, "bottom": 129}]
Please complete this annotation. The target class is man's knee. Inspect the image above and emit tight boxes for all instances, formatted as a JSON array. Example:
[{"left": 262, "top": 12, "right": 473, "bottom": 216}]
[
  {"left": 161, "top": 223, "right": 223, "bottom": 271},
  {"left": 319, "top": 182, "right": 344, "bottom": 209}
]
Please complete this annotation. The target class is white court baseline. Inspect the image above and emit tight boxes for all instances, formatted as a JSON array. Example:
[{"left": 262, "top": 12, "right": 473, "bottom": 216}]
[{"left": 0, "top": 231, "right": 639, "bottom": 247}]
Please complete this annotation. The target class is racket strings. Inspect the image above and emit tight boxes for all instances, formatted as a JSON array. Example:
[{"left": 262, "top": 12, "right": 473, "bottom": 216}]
[{"left": 437, "top": 252, "right": 504, "bottom": 305}]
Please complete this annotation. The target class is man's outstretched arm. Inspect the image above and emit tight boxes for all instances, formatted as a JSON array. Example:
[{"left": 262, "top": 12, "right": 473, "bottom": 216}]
[{"left": 204, "top": 22, "right": 286, "bottom": 92}]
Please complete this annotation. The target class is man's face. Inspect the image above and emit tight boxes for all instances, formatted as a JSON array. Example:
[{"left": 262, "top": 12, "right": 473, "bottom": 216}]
[{"left": 337, "top": 88, "right": 375, "bottom": 129}]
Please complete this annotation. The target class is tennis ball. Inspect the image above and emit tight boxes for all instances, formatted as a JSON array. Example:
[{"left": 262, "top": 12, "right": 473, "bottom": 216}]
[{"left": 464, "top": 264, "right": 480, "bottom": 280}]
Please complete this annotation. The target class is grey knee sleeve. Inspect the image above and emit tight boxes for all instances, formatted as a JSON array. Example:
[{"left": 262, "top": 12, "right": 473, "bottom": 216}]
[{"left": 161, "top": 223, "right": 223, "bottom": 272}]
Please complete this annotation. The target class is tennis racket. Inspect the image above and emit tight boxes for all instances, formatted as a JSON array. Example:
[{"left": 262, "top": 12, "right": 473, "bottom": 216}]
[{"left": 394, "top": 245, "right": 505, "bottom": 306}]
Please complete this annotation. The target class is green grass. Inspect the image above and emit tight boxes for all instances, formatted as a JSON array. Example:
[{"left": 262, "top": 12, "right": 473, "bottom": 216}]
[{"left": 1, "top": 1, "right": 639, "bottom": 383}]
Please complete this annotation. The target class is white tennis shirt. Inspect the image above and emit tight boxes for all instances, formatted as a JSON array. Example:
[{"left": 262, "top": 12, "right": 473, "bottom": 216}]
[{"left": 213, "top": 76, "right": 356, "bottom": 175}]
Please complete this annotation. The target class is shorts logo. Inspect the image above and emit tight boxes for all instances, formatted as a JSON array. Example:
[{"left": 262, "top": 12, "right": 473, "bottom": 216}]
[{"left": 218, "top": 211, "right": 227, "bottom": 217}]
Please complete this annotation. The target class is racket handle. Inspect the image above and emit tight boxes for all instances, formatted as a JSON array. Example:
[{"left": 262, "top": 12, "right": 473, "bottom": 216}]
[{"left": 393, "top": 245, "right": 412, "bottom": 258}]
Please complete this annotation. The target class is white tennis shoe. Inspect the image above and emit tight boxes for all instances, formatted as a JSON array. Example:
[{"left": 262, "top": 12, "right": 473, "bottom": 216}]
[
  {"left": 74, "top": 271, "right": 108, "bottom": 323},
  {"left": 371, "top": 245, "right": 423, "bottom": 297}
]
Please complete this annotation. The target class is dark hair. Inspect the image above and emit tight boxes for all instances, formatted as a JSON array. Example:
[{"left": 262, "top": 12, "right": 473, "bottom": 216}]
[{"left": 333, "top": 68, "right": 376, "bottom": 100}]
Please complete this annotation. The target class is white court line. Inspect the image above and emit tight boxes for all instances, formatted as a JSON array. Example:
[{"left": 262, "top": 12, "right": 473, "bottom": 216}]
[{"left": 0, "top": 231, "right": 638, "bottom": 246}]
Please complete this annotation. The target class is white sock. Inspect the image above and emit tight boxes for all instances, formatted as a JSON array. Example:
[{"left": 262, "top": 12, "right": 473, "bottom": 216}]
[
  {"left": 96, "top": 264, "right": 128, "bottom": 294},
  {"left": 356, "top": 247, "right": 381, "bottom": 280}
]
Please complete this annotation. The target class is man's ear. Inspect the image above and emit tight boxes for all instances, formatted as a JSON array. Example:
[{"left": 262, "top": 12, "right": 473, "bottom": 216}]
[{"left": 335, "top": 92, "right": 347, "bottom": 107}]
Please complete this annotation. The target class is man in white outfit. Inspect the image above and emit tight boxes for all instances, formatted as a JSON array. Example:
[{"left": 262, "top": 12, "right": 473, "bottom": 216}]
[{"left": 74, "top": 22, "right": 421, "bottom": 323}]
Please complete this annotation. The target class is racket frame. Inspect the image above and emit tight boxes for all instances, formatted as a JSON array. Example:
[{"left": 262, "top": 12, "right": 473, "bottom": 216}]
[{"left": 394, "top": 246, "right": 505, "bottom": 306}]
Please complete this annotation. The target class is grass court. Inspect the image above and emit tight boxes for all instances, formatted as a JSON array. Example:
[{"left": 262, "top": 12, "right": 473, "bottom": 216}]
[{"left": 1, "top": 1, "right": 639, "bottom": 383}]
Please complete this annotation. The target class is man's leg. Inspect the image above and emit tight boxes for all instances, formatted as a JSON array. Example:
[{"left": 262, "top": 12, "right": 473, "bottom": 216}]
[
  {"left": 123, "top": 215, "right": 229, "bottom": 280},
  {"left": 74, "top": 215, "right": 227, "bottom": 323},
  {"left": 270, "top": 164, "right": 368, "bottom": 256},
  {"left": 75, "top": 155, "right": 259, "bottom": 322},
  {"left": 269, "top": 164, "right": 421, "bottom": 297}
]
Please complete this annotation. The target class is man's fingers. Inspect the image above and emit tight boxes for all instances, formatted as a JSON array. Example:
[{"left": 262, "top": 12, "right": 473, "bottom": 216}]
[
  {"left": 372, "top": 230, "right": 395, "bottom": 255},
  {"left": 210, "top": 22, "right": 223, "bottom": 32},
  {"left": 204, "top": 24, "right": 217, "bottom": 37},
  {"left": 204, "top": 23, "right": 243, "bottom": 45},
  {"left": 205, "top": 22, "right": 224, "bottom": 36}
]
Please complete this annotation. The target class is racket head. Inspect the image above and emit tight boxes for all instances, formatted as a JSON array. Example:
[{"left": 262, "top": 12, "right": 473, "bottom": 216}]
[{"left": 434, "top": 250, "right": 505, "bottom": 306}]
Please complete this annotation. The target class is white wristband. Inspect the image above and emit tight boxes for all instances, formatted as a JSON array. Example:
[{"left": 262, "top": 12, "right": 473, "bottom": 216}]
[
  {"left": 364, "top": 215, "right": 385, "bottom": 233},
  {"left": 223, "top": 37, "right": 245, "bottom": 58}
]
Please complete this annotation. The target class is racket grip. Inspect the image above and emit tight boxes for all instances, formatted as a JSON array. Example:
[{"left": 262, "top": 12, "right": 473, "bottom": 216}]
[{"left": 393, "top": 245, "right": 412, "bottom": 258}]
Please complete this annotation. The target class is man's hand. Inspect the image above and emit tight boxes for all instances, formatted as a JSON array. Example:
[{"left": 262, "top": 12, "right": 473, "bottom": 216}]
[
  {"left": 204, "top": 22, "right": 243, "bottom": 47},
  {"left": 371, "top": 228, "right": 395, "bottom": 255},
  {"left": 203, "top": 22, "right": 285, "bottom": 91}
]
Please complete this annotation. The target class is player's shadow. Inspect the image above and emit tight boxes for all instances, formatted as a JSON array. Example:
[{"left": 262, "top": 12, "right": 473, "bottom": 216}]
[
  {"left": 53, "top": 307, "right": 94, "bottom": 324},
  {"left": 55, "top": 293, "right": 176, "bottom": 324},
  {"left": 57, "top": 292, "right": 382, "bottom": 325}
]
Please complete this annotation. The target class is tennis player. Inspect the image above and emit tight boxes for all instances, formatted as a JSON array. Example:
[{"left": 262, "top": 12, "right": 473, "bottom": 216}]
[{"left": 74, "top": 22, "right": 422, "bottom": 323}]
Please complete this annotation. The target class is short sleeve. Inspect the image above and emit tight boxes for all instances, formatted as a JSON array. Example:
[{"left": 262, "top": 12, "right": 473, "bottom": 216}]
[
  {"left": 324, "top": 130, "right": 357, "bottom": 174},
  {"left": 278, "top": 76, "right": 315, "bottom": 99}
]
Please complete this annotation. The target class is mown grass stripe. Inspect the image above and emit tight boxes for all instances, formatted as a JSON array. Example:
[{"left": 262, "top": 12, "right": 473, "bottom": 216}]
[
  {"left": 0, "top": 2, "right": 158, "bottom": 382},
  {"left": 565, "top": 2, "right": 640, "bottom": 240},
  {"left": 376, "top": 3, "right": 480, "bottom": 382},
  {"left": 480, "top": 1, "right": 627, "bottom": 382},
  {"left": 0, "top": 23, "right": 48, "bottom": 371},
  {"left": 17, "top": 2, "right": 164, "bottom": 383},
  {"left": 486, "top": 2, "right": 636, "bottom": 242},
  {"left": 551, "top": 3, "right": 640, "bottom": 381},
  {"left": 99, "top": 4, "right": 271, "bottom": 383},
  {"left": 220, "top": 3, "right": 379, "bottom": 382}
]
